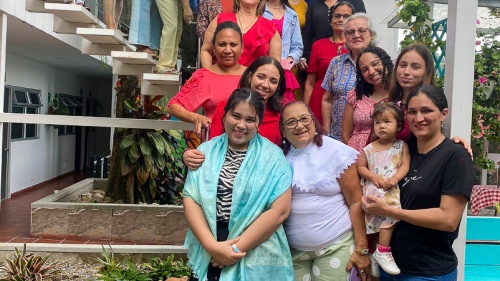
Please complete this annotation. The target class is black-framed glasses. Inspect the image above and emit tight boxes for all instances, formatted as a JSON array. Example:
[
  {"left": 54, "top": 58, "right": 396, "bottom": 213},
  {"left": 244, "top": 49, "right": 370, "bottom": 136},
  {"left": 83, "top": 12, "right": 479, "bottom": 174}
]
[
  {"left": 284, "top": 114, "right": 313, "bottom": 129},
  {"left": 346, "top": 27, "right": 369, "bottom": 36},
  {"left": 333, "top": 13, "right": 351, "bottom": 20}
]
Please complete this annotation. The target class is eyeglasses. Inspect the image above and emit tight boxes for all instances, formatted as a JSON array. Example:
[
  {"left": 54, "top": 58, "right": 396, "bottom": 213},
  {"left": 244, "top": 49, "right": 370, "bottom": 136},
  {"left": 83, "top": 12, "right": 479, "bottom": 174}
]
[
  {"left": 346, "top": 27, "right": 369, "bottom": 37},
  {"left": 283, "top": 114, "right": 313, "bottom": 129},
  {"left": 333, "top": 13, "right": 351, "bottom": 20}
]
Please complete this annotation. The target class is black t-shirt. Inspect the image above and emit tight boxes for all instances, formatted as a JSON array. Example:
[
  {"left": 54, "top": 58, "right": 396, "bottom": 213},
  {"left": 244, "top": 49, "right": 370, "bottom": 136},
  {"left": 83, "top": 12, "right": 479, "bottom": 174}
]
[{"left": 391, "top": 138, "right": 474, "bottom": 276}]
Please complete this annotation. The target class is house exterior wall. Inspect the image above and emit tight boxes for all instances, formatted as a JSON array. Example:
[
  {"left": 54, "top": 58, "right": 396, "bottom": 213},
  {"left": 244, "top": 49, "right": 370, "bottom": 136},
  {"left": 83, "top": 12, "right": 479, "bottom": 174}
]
[{"left": 5, "top": 52, "right": 106, "bottom": 194}]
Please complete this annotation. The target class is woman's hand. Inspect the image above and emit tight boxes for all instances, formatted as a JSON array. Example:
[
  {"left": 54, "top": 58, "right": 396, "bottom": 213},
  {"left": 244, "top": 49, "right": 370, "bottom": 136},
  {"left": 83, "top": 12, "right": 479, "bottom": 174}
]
[
  {"left": 183, "top": 149, "right": 205, "bottom": 170},
  {"left": 193, "top": 114, "right": 211, "bottom": 136},
  {"left": 361, "top": 195, "right": 391, "bottom": 217},
  {"left": 207, "top": 237, "right": 246, "bottom": 267},
  {"left": 298, "top": 58, "right": 308, "bottom": 70},
  {"left": 451, "top": 136, "right": 473, "bottom": 159},
  {"left": 346, "top": 253, "right": 371, "bottom": 281}
]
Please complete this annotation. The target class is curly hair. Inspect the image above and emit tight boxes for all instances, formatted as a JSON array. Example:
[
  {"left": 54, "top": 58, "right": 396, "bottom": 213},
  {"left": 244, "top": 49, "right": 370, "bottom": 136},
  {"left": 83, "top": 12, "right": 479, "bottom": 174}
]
[
  {"left": 354, "top": 46, "right": 394, "bottom": 100},
  {"left": 279, "top": 101, "right": 326, "bottom": 155}
]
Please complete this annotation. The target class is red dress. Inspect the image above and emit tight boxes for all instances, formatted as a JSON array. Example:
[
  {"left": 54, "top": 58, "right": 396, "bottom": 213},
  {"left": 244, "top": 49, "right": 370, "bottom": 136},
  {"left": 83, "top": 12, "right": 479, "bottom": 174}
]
[
  {"left": 209, "top": 100, "right": 282, "bottom": 145},
  {"left": 167, "top": 68, "right": 241, "bottom": 119},
  {"left": 217, "top": 13, "right": 277, "bottom": 67},
  {"left": 307, "top": 38, "right": 348, "bottom": 124}
]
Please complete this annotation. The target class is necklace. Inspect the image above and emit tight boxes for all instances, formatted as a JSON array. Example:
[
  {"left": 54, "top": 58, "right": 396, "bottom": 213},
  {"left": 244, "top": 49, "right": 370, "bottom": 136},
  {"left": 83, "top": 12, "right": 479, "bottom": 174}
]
[
  {"left": 237, "top": 12, "right": 258, "bottom": 34},
  {"left": 267, "top": 3, "right": 284, "bottom": 9},
  {"left": 331, "top": 36, "right": 345, "bottom": 55}
]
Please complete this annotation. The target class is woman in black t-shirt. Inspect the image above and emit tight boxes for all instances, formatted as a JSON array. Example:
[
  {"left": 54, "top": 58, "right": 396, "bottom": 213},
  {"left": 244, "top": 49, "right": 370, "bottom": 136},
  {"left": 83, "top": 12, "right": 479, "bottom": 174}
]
[{"left": 361, "top": 85, "right": 474, "bottom": 281}]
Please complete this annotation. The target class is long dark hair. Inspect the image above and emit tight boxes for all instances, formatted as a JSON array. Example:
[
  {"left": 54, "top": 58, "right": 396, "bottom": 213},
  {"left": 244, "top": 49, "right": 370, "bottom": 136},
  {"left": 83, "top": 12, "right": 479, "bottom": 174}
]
[
  {"left": 279, "top": 101, "right": 325, "bottom": 155},
  {"left": 224, "top": 88, "right": 265, "bottom": 126},
  {"left": 389, "top": 44, "right": 436, "bottom": 103},
  {"left": 238, "top": 56, "right": 285, "bottom": 113},
  {"left": 355, "top": 46, "right": 393, "bottom": 100}
]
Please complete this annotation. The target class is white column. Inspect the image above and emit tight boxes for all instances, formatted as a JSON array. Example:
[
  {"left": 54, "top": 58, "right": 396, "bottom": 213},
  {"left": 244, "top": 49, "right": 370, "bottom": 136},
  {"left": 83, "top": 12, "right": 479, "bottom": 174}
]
[
  {"left": 444, "top": 1, "right": 478, "bottom": 280},
  {"left": 0, "top": 13, "right": 6, "bottom": 206}
]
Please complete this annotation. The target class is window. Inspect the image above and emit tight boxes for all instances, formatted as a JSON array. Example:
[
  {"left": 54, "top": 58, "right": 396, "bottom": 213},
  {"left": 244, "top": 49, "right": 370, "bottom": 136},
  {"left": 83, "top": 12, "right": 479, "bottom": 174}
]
[
  {"left": 57, "top": 94, "right": 83, "bottom": 136},
  {"left": 7, "top": 86, "right": 42, "bottom": 141}
]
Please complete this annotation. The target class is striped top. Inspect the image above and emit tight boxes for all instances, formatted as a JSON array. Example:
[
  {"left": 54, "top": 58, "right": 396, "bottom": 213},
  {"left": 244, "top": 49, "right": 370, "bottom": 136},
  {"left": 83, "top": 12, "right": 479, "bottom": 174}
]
[{"left": 216, "top": 147, "right": 247, "bottom": 222}]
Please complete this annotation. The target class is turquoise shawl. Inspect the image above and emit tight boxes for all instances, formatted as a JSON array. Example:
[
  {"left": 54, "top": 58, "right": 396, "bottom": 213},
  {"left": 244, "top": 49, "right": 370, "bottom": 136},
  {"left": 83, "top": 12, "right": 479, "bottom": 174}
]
[{"left": 183, "top": 134, "right": 294, "bottom": 281}]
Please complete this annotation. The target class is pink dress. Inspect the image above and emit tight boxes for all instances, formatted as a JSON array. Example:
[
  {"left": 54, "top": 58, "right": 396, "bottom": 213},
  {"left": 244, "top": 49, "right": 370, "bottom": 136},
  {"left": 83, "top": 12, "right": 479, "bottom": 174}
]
[
  {"left": 346, "top": 90, "right": 388, "bottom": 152},
  {"left": 362, "top": 140, "right": 403, "bottom": 234},
  {"left": 167, "top": 68, "right": 241, "bottom": 119}
]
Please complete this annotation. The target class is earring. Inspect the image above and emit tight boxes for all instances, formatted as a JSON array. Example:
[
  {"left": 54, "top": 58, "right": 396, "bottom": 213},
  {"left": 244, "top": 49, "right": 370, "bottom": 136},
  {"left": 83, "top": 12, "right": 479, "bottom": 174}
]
[
  {"left": 315, "top": 132, "right": 318, "bottom": 135},
  {"left": 283, "top": 139, "right": 286, "bottom": 145}
]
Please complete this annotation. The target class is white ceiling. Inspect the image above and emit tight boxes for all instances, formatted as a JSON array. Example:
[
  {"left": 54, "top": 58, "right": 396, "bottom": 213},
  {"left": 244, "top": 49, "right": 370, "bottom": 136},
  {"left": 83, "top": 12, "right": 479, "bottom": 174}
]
[{"left": 5, "top": 14, "right": 112, "bottom": 80}]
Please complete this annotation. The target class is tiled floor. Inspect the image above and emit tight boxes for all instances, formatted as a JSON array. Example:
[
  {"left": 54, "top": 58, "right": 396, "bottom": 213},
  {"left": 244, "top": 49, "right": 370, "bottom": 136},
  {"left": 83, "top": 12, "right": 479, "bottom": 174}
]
[{"left": 0, "top": 171, "right": 142, "bottom": 245}]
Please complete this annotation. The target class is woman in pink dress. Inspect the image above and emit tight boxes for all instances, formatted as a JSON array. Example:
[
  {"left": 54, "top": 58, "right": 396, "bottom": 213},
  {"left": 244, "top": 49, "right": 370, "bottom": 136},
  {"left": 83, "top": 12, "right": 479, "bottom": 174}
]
[
  {"left": 167, "top": 22, "right": 246, "bottom": 135},
  {"left": 303, "top": 2, "right": 352, "bottom": 124},
  {"left": 342, "top": 46, "right": 393, "bottom": 152}
]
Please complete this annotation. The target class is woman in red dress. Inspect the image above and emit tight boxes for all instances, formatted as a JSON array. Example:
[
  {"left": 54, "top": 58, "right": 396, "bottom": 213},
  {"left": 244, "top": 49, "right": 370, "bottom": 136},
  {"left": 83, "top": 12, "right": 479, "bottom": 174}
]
[
  {"left": 302, "top": 2, "right": 353, "bottom": 124},
  {"left": 200, "top": 0, "right": 282, "bottom": 67}
]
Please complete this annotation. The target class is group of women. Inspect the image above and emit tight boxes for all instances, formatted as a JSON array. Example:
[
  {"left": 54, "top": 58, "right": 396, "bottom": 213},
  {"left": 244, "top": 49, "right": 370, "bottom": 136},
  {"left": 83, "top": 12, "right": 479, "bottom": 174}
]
[{"left": 163, "top": 1, "right": 474, "bottom": 280}]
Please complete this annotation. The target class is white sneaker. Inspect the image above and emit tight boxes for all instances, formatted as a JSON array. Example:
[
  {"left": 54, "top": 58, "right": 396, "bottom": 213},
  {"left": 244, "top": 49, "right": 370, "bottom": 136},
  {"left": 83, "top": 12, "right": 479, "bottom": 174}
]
[
  {"left": 373, "top": 248, "right": 400, "bottom": 275},
  {"left": 370, "top": 253, "right": 381, "bottom": 277}
]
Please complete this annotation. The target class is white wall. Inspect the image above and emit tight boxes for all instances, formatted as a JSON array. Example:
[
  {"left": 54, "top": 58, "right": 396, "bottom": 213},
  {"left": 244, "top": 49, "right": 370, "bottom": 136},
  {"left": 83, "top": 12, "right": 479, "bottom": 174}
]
[
  {"left": 5, "top": 52, "right": 109, "bottom": 193},
  {"left": 364, "top": 1, "right": 400, "bottom": 59}
]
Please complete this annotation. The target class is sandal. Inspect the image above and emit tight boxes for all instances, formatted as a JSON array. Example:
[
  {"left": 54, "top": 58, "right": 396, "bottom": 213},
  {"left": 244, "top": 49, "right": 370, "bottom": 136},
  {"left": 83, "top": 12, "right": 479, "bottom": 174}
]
[{"left": 157, "top": 67, "right": 180, "bottom": 75}]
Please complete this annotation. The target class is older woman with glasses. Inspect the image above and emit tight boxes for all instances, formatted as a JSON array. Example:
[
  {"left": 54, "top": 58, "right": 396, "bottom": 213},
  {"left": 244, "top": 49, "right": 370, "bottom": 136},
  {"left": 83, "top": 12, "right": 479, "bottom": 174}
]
[
  {"left": 280, "top": 101, "right": 371, "bottom": 280},
  {"left": 321, "top": 13, "right": 376, "bottom": 141}
]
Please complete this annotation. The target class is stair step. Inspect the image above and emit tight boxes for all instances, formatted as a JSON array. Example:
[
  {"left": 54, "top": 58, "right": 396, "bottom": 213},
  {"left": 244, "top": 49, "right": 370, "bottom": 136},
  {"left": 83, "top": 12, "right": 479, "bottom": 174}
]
[
  {"left": 141, "top": 73, "right": 181, "bottom": 97},
  {"left": 46, "top": 3, "right": 101, "bottom": 24},
  {"left": 111, "top": 51, "right": 157, "bottom": 75},
  {"left": 25, "top": 0, "right": 68, "bottom": 13},
  {"left": 78, "top": 28, "right": 134, "bottom": 55}
]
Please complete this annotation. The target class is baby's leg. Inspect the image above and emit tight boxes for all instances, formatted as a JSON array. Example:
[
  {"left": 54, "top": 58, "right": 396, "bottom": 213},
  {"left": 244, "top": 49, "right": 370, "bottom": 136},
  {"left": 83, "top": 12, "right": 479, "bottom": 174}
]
[{"left": 378, "top": 224, "right": 395, "bottom": 247}]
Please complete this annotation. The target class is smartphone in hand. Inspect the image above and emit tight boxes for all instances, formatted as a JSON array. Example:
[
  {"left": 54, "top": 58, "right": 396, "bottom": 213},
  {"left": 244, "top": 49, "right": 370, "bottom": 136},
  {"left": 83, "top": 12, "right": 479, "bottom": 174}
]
[
  {"left": 349, "top": 266, "right": 362, "bottom": 281},
  {"left": 280, "top": 58, "right": 294, "bottom": 71}
]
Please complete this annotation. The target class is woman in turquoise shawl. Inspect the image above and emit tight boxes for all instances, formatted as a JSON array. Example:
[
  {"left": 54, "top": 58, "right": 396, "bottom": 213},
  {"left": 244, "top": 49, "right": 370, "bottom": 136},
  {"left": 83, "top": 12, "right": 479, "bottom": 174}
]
[{"left": 183, "top": 88, "right": 294, "bottom": 281}]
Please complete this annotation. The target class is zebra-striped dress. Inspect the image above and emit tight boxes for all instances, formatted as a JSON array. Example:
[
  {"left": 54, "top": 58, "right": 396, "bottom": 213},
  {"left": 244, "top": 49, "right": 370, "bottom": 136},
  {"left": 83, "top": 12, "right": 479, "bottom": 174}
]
[{"left": 216, "top": 147, "right": 247, "bottom": 222}]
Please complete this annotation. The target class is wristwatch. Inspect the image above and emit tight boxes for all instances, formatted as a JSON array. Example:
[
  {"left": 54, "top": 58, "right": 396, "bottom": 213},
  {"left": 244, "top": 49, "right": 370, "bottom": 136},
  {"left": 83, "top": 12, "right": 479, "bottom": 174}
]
[
  {"left": 355, "top": 248, "right": 369, "bottom": 255},
  {"left": 231, "top": 244, "right": 241, "bottom": 253}
]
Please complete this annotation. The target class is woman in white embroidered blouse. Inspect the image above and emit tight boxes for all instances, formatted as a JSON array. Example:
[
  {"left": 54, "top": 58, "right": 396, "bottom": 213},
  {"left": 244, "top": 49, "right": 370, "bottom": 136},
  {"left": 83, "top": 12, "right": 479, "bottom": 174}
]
[{"left": 280, "top": 101, "right": 371, "bottom": 281}]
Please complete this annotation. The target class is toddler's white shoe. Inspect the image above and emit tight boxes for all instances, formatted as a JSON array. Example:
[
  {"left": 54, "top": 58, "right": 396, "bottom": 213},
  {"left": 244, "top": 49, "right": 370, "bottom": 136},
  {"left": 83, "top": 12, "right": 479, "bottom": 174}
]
[
  {"left": 373, "top": 248, "right": 400, "bottom": 275},
  {"left": 370, "top": 253, "right": 381, "bottom": 277}
]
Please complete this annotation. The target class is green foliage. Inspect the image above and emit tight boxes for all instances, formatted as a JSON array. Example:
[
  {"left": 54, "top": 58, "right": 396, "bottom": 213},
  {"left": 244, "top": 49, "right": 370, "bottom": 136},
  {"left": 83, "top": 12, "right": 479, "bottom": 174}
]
[
  {"left": 95, "top": 247, "right": 190, "bottom": 281},
  {"left": 472, "top": 30, "right": 500, "bottom": 169},
  {"left": 0, "top": 244, "right": 64, "bottom": 281},
  {"left": 396, "top": 0, "right": 436, "bottom": 51},
  {"left": 144, "top": 256, "right": 190, "bottom": 280},
  {"left": 116, "top": 94, "right": 187, "bottom": 204}
]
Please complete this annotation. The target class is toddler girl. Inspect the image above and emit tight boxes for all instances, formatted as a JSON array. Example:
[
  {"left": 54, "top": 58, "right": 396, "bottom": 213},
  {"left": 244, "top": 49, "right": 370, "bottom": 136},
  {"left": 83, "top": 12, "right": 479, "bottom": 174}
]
[{"left": 357, "top": 102, "right": 410, "bottom": 276}]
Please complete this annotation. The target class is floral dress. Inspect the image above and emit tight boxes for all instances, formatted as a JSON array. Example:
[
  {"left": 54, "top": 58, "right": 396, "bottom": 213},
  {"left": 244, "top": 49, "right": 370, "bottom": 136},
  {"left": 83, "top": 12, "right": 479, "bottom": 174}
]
[
  {"left": 346, "top": 90, "right": 388, "bottom": 152},
  {"left": 362, "top": 140, "right": 403, "bottom": 234}
]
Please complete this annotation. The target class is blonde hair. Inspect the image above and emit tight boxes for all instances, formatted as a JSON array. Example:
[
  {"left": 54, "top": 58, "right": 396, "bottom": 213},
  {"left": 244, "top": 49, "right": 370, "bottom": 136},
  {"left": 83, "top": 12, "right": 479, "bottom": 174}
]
[{"left": 233, "top": 0, "right": 266, "bottom": 15}]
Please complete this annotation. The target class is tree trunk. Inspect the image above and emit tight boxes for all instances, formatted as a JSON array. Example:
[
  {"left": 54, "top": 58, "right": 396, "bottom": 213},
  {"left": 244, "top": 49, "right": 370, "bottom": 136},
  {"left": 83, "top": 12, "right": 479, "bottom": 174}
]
[{"left": 106, "top": 75, "right": 139, "bottom": 202}]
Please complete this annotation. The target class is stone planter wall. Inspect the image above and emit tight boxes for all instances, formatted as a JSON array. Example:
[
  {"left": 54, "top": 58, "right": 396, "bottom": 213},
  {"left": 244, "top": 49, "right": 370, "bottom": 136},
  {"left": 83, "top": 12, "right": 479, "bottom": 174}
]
[{"left": 30, "top": 178, "right": 187, "bottom": 245}]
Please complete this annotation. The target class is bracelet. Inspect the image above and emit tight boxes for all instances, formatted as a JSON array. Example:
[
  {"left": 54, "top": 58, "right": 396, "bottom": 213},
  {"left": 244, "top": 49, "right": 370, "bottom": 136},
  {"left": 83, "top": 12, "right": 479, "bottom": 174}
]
[{"left": 231, "top": 244, "right": 241, "bottom": 253}]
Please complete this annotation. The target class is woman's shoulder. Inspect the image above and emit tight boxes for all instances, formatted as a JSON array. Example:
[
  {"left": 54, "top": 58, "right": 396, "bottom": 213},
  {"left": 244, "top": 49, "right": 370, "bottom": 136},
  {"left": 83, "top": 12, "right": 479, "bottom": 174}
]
[{"left": 284, "top": 5, "right": 299, "bottom": 17}]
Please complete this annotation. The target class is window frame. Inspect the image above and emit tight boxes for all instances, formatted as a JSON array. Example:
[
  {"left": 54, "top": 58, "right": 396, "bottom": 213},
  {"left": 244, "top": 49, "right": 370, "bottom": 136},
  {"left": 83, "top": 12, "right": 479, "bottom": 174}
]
[{"left": 6, "top": 86, "right": 42, "bottom": 141}]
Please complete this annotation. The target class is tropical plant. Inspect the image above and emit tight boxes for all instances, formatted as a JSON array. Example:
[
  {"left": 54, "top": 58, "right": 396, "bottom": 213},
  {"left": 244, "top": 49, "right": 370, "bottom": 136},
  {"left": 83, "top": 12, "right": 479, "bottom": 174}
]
[
  {"left": 106, "top": 76, "right": 187, "bottom": 204},
  {"left": 396, "top": 0, "right": 440, "bottom": 51},
  {"left": 144, "top": 256, "right": 190, "bottom": 280},
  {"left": 0, "top": 244, "right": 64, "bottom": 281}
]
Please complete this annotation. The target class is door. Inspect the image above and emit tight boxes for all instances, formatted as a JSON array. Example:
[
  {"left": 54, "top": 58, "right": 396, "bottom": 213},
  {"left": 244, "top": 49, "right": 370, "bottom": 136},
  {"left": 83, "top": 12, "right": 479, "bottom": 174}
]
[{"left": 1, "top": 86, "right": 11, "bottom": 200}]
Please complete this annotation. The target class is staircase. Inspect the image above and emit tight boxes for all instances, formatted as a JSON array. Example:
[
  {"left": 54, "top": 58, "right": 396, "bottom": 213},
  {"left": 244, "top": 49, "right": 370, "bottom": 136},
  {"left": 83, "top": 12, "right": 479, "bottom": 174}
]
[{"left": 23, "top": 0, "right": 193, "bottom": 131}]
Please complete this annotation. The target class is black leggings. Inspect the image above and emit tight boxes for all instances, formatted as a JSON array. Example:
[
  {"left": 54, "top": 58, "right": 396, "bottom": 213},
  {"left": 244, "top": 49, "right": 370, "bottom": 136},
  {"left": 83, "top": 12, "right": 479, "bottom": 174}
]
[{"left": 189, "top": 221, "right": 229, "bottom": 281}]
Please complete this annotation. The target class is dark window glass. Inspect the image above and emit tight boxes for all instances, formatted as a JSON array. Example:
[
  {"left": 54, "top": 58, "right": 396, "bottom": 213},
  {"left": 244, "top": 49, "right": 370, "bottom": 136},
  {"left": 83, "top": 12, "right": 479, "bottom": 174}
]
[
  {"left": 14, "top": 91, "right": 28, "bottom": 104},
  {"left": 11, "top": 124, "right": 23, "bottom": 139},
  {"left": 12, "top": 106, "right": 24, "bottom": 114},
  {"left": 26, "top": 124, "right": 36, "bottom": 138},
  {"left": 29, "top": 93, "right": 41, "bottom": 105},
  {"left": 26, "top": 107, "right": 37, "bottom": 114}
]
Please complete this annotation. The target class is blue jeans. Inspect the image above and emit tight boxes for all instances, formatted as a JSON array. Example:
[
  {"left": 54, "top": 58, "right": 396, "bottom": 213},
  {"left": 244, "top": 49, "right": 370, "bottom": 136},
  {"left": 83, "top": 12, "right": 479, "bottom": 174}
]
[
  {"left": 128, "top": 0, "right": 162, "bottom": 51},
  {"left": 381, "top": 268, "right": 457, "bottom": 281}
]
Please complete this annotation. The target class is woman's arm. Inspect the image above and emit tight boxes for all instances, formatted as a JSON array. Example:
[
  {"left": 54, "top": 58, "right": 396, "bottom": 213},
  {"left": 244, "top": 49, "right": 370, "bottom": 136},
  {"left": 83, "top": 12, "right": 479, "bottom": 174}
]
[
  {"left": 357, "top": 150, "right": 387, "bottom": 189},
  {"left": 338, "top": 164, "right": 371, "bottom": 272},
  {"left": 182, "top": 149, "right": 205, "bottom": 170},
  {"left": 362, "top": 194, "right": 468, "bottom": 232},
  {"left": 342, "top": 103, "right": 355, "bottom": 144},
  {"left": 386, "top": 142, "right": 410, "bottom": 188},
  {"left": 183, "top": 197, "right": 246, "bottom": 265},
  {"left": 303, "top": 72, "right": 316, "bottom": 105},
  {"left": 167, "top": 104, "right": 210, "bottom": 135},
  {"left": 200, "top": 17, "right": 218, "bottom": 68},
  {"left": 269, "top": 32, "right": 282, "bottom": 62},
  {"left": 287, "top": 15, "right": 303, "bottom": 63},
  {"left": 321, "top": 90, "right": 333, "bottom": 133},
  {"left": 233, "top": 188, "right": 292, "bottom": 253}
]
